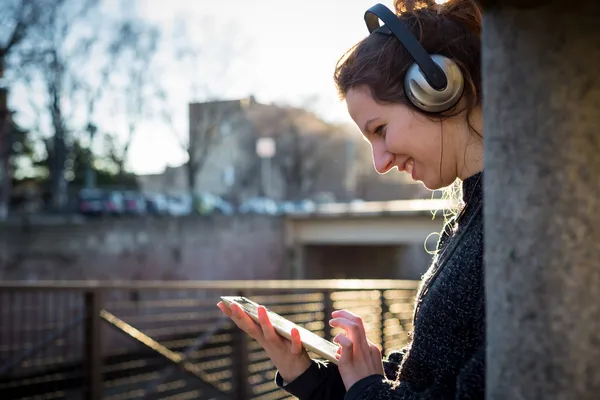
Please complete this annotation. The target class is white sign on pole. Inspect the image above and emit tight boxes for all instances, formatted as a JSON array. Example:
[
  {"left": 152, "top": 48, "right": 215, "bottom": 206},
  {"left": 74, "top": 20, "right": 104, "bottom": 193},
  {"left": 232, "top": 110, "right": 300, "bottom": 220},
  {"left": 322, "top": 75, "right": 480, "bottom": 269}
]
[{"left": 256, "top": 137, "right": 276, "bottom": 158}]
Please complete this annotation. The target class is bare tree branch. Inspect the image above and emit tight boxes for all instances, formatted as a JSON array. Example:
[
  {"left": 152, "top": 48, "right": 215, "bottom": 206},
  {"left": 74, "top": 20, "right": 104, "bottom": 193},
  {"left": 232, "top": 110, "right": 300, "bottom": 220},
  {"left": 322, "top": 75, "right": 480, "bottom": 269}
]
[
  {"left": 106, "top": 22, "right": 161, "bottom": 177},
  {"left": 158, "top": 95, "right": 188, "bottom": 151},
  {"left": 247, "top": 105, "right": 340, "bottom": 201},
  {"left": 1, "top": 7, "right": 27, "bottom": 56},
  {"left": 153, "top": 15, "right": 251, "bottom": 195},
  {"left": 185, "top": 102, "right": 237, "bottom": 193},
  {"left": 3, "top": 0, "right": 162, "bottom": 208}
]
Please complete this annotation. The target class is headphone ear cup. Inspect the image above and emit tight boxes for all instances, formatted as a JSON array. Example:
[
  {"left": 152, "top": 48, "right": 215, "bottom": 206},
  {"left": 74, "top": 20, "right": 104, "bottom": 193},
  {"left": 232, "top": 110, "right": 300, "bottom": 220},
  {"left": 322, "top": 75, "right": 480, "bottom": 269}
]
[{"left": 404, "top": 55, "right": 464, "bottom": 113}]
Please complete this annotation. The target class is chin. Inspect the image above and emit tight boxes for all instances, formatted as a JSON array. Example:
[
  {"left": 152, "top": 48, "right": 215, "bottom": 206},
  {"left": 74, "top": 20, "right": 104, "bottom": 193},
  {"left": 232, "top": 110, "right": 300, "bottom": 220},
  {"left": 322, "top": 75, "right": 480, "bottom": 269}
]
[
  {"left": 420, "top": 179, "right": 438, "bottom": 191},
  {"left": 420, "top": 178, "right": 446, "bottom": 192}
]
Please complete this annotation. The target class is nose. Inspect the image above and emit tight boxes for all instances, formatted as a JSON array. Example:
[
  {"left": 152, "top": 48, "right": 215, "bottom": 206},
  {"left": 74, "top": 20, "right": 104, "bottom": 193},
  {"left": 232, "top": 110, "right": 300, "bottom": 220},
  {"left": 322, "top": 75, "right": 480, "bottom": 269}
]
[{"left": 372, "top": 145, "right": 395, "bottom": 174}]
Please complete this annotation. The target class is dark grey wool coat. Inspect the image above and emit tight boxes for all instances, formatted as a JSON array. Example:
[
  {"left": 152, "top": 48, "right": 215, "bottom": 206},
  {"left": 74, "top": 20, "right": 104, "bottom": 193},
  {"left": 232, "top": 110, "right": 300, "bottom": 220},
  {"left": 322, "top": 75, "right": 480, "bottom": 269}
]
[{"left": 275, "top": 171, "right": 485, "bottom": 399}]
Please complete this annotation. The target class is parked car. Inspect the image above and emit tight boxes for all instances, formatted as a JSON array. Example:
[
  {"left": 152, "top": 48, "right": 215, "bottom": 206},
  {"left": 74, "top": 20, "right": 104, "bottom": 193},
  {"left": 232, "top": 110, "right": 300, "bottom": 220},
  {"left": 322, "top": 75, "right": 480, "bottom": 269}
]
[
  {"left": 78, "top": 189, "right": 124, "bottom": 216},
  {"left": 104, "top": 191, "right": 125, "bottom": 215},
  {"left": 239, "top": 197, "right": 279, "bottom": 215},
  {"left": 122, "top": 191, "right": 147, "bottom": 215},
  {"left": 297, "top": 199, "right": 316, "bottom": 213},
  {"left": 166, "top": 194, "right": 193, "bottom": 216},
  {"left": 145, "top": 193, "right": 170, "bottom": 216},
  {"left": 196, "top": 193, "right": 234, "bottom": 216},
  {"left": 78, "top": 189, "right": 106, "bottom": 216},
  {"left": 278, "top": 199, "right": 316, "bottom": 214},
  {"left": 278, "top": 201, "right": 297, "bottom": 214}
]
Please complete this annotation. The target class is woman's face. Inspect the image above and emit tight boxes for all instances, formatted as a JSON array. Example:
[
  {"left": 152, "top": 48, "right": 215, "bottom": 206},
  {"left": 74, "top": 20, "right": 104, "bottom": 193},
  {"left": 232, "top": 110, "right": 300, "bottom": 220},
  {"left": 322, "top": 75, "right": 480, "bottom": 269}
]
[{"left": 346, "top": 85, "right": 467, "bottom": 191}]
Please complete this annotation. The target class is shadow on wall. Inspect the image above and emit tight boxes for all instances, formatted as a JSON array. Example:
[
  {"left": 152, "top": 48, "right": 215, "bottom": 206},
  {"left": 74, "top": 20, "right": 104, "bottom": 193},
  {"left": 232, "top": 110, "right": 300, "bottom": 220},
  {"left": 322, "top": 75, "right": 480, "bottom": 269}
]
[{"left": 303, "top": 244, "right": 432, "bottom": 280}]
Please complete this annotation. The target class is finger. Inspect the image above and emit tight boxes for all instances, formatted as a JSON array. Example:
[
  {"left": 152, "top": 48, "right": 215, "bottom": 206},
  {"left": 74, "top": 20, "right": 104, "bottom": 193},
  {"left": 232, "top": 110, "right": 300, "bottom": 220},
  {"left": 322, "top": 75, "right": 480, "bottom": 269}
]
[
  {"left": 333, "top": 333, "right": 353, "bottom": 363},
  {"left": 290, "top": 327, "right": 304, "bottom": 355},
  {"left": 331, "top": 310, "right": 366, "bottom": 333},
  {"left": 229, "top": 303, "right": 263, "bottom": 339},
  {"left": 257, "top": 306, "right": 283, "bottom": 343},
  {"left": 329, "top": 318, "right": 364, "bottom": 343},
  {"left": 216, "top": 302, "right": 233, "bottom": 318},
  {"left": 332, "top": 309, "right": 362, "bottom": 320},
  {"left": 334, "top": 333, "right": 353, "bottom": 347},
  {"left": 331, "top": 317, "right": 375, "bottom": 364}
]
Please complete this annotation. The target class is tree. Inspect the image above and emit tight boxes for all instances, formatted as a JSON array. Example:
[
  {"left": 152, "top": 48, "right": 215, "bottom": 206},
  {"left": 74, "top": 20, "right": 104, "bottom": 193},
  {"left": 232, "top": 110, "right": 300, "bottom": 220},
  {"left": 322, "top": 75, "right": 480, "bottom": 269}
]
[
  {"left": 157, "top": 15, "right": 251, "bottom": 195},
  {"left": 0, "top": 1, "right": 46, "bottom": 219},
  {"left": 64, "top": 138, "right": 138, "bottom": 189},
  {"left": 162, "top": 99, "right": 241, "bottom": 194},
  {"left": 6, "top": 118, "right": 41, "bottom": 180},
  {"left": 8, "top": 0, "right": 103, "bottom": 210},
  {"left": 4, "top": 0, "right": 160, "bottom": 210},
  {"left": 0, "top": 81, "right": 11, "bottom": 220},
  {"left": 274, "top": 123, "right": 320, "bottom": 200},
  {"left": 247, "top": 105, "right": 345, "bottom": 201},
  {"left": 99, "top": 20, "right": 160, "bottom": 180}
]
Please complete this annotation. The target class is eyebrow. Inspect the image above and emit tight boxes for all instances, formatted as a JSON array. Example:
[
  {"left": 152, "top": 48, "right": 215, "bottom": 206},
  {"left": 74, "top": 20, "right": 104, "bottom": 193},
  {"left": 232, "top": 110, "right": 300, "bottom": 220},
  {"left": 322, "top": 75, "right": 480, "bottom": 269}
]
[{"left": 363, "top": 117, "right": 380, "bottom": 134}]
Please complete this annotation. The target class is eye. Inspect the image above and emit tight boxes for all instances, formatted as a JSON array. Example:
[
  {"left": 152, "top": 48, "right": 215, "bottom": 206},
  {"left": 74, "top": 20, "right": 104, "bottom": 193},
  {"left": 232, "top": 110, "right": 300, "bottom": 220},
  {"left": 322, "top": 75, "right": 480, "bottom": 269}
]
[{"left": 373, "top": 124, "right": 387, "bottom": 137}]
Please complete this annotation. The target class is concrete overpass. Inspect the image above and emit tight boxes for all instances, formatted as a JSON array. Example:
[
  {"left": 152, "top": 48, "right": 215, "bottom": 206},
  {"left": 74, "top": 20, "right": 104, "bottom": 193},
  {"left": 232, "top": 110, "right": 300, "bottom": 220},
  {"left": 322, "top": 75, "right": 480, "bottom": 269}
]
[{"left": 283, "top": 199, "right": 451, "bottom": 280}]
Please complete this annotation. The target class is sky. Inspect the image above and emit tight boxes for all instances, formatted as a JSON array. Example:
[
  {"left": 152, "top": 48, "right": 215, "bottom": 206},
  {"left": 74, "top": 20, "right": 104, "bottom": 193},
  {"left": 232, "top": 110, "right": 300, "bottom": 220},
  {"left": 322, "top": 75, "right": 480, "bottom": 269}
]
[
  {"left": 9, "top": 0, "right": 397, "bottom": 175},
  {"left": 136, "top": 0, "right": 396, "bottom": 111},
  {"left": 130, "top": 0, "right": 397, "bottom": 174}
]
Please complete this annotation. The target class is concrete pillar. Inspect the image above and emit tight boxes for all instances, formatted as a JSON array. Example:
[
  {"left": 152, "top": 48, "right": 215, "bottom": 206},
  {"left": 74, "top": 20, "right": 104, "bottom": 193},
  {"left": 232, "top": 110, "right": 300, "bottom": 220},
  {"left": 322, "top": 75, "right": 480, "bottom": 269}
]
[
  {"left": 291, "top": 244, "right": 305, "bottom": 279},
  {"left": 482, "top": 1, "right": 600, "bottom": 398}
]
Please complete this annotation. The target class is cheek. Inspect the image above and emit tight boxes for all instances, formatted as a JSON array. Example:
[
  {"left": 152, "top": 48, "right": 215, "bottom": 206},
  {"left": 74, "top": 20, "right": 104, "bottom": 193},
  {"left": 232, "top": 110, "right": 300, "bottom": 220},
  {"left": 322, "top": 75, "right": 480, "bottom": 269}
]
[
  {"left": 417, "top": 137, "right": 448, "bottom": 187},
  {"left": 414, "top": 140, "right": 442, "bottom": 179},
  {"left": 383, "top": 126, "right": 410, "bottom": 154},
  {"left": 384, "top": 120, "right": 442, "bottom": 168}
]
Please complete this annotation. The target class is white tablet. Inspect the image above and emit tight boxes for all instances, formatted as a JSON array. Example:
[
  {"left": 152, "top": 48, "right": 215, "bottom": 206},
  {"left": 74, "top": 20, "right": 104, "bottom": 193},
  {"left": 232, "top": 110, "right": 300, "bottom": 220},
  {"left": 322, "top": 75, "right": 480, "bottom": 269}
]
[{"left": 220, "top": 296, "right": 340, "bottom": 364}]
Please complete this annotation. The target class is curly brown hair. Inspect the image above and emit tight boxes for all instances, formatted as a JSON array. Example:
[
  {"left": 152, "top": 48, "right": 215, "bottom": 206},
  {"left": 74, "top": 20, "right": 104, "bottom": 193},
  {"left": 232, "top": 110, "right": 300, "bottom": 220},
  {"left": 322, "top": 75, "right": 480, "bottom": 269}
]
[{"left": 334, "top": 0, "right": 482, "bottom": 127}]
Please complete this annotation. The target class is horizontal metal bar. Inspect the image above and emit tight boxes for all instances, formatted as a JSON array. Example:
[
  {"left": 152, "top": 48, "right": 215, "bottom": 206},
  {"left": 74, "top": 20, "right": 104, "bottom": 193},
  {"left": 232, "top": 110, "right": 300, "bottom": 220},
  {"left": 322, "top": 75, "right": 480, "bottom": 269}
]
[{"left": 0, "top": 279, "right": 419, "bottom": 291}]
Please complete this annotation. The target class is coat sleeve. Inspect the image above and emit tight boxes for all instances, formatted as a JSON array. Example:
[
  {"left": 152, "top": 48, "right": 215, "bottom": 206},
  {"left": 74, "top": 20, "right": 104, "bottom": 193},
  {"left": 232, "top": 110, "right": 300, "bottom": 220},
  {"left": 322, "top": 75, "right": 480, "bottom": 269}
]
[
  {"left": 275, "top": 360, "right": 346, "bottom": 400},
  {"left": 344, "top": 346, "right": 485, "bottom": 400},
  {"left": 274, "top": 347, "right": 409, "bottom": 400}
]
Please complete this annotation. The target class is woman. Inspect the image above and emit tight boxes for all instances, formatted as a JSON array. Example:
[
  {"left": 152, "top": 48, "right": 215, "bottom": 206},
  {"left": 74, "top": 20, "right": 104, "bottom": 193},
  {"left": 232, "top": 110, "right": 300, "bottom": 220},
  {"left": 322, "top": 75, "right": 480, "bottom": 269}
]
[{"left": 217, "top": 0, "right": 485, "bottom": 398}]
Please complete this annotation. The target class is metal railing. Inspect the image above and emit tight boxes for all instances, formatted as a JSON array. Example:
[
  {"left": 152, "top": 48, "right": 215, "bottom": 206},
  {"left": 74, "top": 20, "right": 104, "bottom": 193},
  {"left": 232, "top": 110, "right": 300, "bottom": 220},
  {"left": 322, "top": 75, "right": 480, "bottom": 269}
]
[{"left": 0, "top": 280, "right": 419, "bottom": 400}]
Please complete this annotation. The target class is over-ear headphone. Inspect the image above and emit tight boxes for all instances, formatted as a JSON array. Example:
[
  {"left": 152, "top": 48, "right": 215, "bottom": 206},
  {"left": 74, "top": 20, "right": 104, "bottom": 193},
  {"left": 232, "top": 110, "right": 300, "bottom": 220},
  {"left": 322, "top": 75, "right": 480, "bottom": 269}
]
[{"left": 364, "top": 3, "right": 464, "bottom": 113}]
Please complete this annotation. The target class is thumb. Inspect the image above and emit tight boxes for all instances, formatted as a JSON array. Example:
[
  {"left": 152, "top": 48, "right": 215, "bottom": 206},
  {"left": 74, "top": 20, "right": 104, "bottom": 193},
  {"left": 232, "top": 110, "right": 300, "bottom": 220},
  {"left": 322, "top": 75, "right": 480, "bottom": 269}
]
[{"left": 334, "top": 333, "right": 353, "bottom": 363}]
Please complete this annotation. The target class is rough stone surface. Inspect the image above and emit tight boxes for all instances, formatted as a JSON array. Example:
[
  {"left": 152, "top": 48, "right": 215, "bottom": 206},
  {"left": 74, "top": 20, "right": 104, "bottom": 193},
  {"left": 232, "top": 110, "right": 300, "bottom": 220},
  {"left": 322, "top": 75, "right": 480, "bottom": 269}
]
[
  {"left": 483, "top": 2, "right": 600, "bottom": 399},
  {"left": 0, "top": 216, "right": 287, "bottom": 281}
]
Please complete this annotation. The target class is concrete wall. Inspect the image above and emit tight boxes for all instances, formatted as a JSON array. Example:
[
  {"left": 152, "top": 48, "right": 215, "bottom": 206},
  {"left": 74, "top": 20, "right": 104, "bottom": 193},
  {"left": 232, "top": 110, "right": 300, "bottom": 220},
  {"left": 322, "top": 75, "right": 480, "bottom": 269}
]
[
  {"left": 0, "top": 215, "right": 433, "bottom": 282},
  {"left": 0, "top": 216, "right": 286, "bottom": 281}
]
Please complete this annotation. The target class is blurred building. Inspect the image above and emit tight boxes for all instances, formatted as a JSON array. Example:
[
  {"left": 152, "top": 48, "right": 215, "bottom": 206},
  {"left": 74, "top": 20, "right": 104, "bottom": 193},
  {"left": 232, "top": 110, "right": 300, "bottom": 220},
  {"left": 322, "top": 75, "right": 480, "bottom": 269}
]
[{"left": 137, "top": 96, "right": 430, "bottom": 202}]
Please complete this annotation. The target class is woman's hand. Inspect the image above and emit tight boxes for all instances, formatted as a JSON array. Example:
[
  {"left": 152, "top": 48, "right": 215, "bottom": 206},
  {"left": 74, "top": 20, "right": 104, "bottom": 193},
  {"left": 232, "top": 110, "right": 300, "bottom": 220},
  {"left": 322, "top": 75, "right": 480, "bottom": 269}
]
[
  {"left": 329, "top": 310, "right": 384, "bottom": 391},
  {"left": 217, "top": 301, "right": 312, "bottom": 383}
]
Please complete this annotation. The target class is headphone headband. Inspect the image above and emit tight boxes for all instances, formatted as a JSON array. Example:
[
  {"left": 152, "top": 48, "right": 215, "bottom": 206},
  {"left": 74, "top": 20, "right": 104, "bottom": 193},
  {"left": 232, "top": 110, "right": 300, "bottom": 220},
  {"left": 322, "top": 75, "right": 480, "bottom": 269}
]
[{"left": 364, "top": 4, "right": 447, "bottom": 90}]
